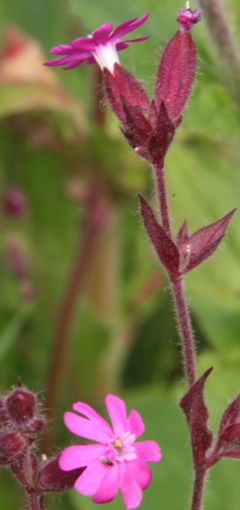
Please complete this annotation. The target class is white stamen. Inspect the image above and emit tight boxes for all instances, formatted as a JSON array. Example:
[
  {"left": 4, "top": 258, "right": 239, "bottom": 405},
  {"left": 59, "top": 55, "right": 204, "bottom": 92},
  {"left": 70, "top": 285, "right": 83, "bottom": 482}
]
[
  {"left": 93, "top": 42, "right": 120, "bottom": 73},
  {"left": 186, "top": 1, "right": 190, "bottom": 9}
]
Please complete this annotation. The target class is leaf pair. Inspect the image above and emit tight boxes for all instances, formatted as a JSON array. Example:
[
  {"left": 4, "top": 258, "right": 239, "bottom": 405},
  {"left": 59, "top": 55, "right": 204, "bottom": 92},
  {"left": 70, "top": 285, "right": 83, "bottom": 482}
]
[
  {"left": 180, "top": 370, "right": 240, "bottom": 469},
  {"left": 139, "top": 195, "right": 235, "bottom": 279}
]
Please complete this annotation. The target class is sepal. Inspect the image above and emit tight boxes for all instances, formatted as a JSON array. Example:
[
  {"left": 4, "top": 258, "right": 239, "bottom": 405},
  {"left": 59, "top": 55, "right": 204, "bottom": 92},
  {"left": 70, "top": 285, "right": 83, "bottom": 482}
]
[{"left": 39, "top": 455, "right": 84, "bottom": 492}]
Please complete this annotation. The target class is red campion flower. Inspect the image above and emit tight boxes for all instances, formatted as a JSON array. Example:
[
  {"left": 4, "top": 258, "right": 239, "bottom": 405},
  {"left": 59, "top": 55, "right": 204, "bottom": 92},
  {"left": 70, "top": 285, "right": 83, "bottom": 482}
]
[{"left": 44, "top": 14, "right": 149, "bottom": 73}]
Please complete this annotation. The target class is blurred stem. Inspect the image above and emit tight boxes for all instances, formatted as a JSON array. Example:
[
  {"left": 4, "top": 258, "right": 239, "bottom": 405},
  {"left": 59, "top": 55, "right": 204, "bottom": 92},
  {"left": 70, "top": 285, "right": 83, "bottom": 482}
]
[
  {"left": 153, "top": 164, "right": 196, "bottom": 387},
  {"left": 44, "top": 184, "right": 107, "bottom": 449},
  {"left": 198, "top": 0, "right": 240, "bottom": 103},
  {"left": 27, "top": 493, "right": 44, "bottom": 510}
]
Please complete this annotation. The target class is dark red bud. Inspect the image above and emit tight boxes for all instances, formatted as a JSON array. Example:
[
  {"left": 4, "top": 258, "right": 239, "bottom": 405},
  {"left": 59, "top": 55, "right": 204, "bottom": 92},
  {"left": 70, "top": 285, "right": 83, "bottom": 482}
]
[
  {"left": 155, "top": 30, "right": 197, "bottom": 120},
  {"left": 6, "top": 388, "right": 36, "bottom": 424},
  {"left": 2, "top": 188, "right": 27, "bottom": 217},
  {"left": 0, "top": 431, "right": 26, "bottom": 459},
  {"left": 25, "top": 418, "right": 46, "bottom": 434},
  {"left": 38, "top": 455, "right": 84, "bottom": 493},
  {"left": 139, "top": 195, "right": 179, "bottom": 277},
  {"left": 104, "top": 64, "right": 150, "bottom": 124}
]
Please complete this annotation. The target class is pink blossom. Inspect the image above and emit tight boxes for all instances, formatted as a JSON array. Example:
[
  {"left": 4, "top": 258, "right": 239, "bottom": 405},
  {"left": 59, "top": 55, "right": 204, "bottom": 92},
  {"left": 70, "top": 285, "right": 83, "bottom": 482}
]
[
  {"left": 44, "top": 14, "right": 149, "bottom": 74},
  {"left": 177, "top": 6, "right": 201, "bottom": 32},
  {"left": 59, "top": 394, "right": 161, "bottom": 509}
]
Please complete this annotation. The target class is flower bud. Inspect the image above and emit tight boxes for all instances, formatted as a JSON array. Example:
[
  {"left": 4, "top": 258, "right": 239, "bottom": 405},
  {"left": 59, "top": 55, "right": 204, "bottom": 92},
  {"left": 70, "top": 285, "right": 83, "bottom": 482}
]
[
  {"left": 6, "top": 388, "right": 36, "bottom": 424},
  {"left": 2, "top": 188, "right": 27, "bottom": 217},
  {"left": 0, "top": 431, "right": 26, "bottom": 460},
  {"left": 39, "top": 455, "right": 84, "bottom": 492}
]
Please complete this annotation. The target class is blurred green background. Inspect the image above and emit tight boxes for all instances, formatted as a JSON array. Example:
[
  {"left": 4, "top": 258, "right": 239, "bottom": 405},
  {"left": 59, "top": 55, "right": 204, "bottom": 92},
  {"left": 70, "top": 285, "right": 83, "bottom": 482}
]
[{"left": 1, "top": 0, "right": 240, "bottom": 509}]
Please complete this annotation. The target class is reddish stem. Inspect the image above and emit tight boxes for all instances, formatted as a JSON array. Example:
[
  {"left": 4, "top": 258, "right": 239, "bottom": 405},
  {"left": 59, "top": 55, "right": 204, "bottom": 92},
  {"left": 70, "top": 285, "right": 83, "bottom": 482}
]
[
  {"left": 27, "top": 493, "right": 44, "bottom": 510},
  {"left": 171, "top": 278, "right": 196, "bottom": 387},
  {"left": 44, "top": 186, "right": 107, "bottom": 448},
  {"left": 153, "top": 162, "right": 205, "bottom": 507},
  {"left": 154, "top": 165, "right": 171, "bottom": 237},
  {"left": 191, "top": 468, "right": 207, "bottom": 510},
  {"left": 153, "top": 163, "right": 196, "bottom": 386}
]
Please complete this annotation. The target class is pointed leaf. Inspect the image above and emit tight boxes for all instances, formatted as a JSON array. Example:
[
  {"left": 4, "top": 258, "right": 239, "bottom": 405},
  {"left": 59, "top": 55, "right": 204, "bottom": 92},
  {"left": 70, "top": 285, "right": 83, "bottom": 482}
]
[
  {"left": 219, "top": 395, "right": 240, "bottom": 436},
  {"left": 147, "top": 102, "right": 175, "bottom": 165},
  {"left": 139, "top": 195, "right": 179, "bottom": 277},
  {"left": 180, "top": 368, "right": 213, "bottom": 467},
  {"left": 155, "top": 31, "right": 197, "bottom": 120},
  {"left": 208, "top": 395, "right": 240, "bottom": 465},
  {"left": 179, "top": 209, "right": 236, "bottom": 273}
]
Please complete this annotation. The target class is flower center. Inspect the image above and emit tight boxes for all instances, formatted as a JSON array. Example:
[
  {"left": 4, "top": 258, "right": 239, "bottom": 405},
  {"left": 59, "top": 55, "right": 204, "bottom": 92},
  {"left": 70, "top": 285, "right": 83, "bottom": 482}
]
[
  {"left": 93, "top": 42, "right": 120, "bottom": 73},
  {"left": 111, "top": 431, "right": 137, "bottom": 462}
]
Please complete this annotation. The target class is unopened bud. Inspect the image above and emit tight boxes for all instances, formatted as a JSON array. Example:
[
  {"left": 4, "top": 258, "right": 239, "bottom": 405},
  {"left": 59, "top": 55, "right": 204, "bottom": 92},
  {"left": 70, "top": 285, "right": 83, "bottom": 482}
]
[
  {"left": 6, "top": 388, "right": 36, "bottom": 424},
  {"left": 0, "top": 431, "right": 26, "bottom": 459},
  {"left": 39, "top": 455, "right": 84, "bottom": 492}
]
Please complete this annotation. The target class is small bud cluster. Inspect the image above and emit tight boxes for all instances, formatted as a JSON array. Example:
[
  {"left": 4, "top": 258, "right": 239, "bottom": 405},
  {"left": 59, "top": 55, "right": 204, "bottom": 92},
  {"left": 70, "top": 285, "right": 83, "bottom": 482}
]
[{"left": 0, "top": 385, "right": 84, "bottom": 505}]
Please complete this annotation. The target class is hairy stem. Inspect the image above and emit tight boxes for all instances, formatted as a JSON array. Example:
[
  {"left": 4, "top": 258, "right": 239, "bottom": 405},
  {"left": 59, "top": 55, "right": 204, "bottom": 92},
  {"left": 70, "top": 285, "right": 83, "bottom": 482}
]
[
  {"left": 154, "top": 165, "right": 171, "bottom": 237},
  {"left": 154, "top": 163, "right": 196, "bottom": 386},
  {"left": 27, "top": 493, "right": 45, "bottom": 510},
  {"left": 44, "top": 186, "right": 107, "bottom": 449},
  {"left": 171, "top": 278, "right": 196, "bottom": 387},
  {"left": 198, "top": 0, "right": 240, "bottom": 102},
  {"left": 191, "top": 468, "right": 207, "bottom": 510},
  {"left": 153, "top": 163, "right": 205, "bottom": 507}
]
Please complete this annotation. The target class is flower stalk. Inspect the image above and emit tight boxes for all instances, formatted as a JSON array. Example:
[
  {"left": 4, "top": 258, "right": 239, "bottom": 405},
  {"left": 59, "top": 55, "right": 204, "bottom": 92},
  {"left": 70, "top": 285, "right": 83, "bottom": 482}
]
[{"left": 27, "top": 492, "right": 45, "bottom": 510}]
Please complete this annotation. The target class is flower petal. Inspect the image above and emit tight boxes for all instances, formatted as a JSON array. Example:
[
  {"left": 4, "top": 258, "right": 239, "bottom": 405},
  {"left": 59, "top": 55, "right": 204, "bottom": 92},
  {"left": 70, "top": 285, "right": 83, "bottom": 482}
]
[
  {"left": 64, "top": 411, "right": 111, "bottom": 443},
  {"left": 120, "top": 462, "right": 142, "bottom": 509},
  {"left": 110, "top": 14, "right": 149, "bottom": 41},
  {"left": 127, "top": 410, "right": 145, "bottom": 438},
  {"left": 92, "top": 463, "right": 120, "bottom": 503},
  {"left": 59, "top": 444, "right": 107, "bottom": 471},
  {"left": 44, "top": 54, "right": 89, "bottom": 68},
  {"left": 135, "top": 440, "right": 161, "bottom": 462},
  {"left": 105, "top": 394, "right": 128, "bottom": 435},
  {"left": 117, "top": 36, "right": 150, "bottom": 46},
  {"left": 50, "top": 44, "right": 72, "bottom": 55},
  {"left": 129, "top": 460, "right": 152, "bottom": 489},
  {"left": 70, "top": 38, "right": 96, "bottom": 51},
  {"left": 73, "top": 402, "right": 113, "bottom": 436},
  {"left": 93, "top": 23, "right": 113, "bottom": 42},
  {"left": 74, "top": 459, "right": 107, "bottom": 496}
]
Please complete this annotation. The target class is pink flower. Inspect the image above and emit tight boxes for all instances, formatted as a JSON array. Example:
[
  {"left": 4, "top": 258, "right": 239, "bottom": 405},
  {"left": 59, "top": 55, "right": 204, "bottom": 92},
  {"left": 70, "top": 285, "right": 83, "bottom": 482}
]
[
  {"left": 44, "top": 14, "right": 149, "bottom": 73},
  {"left": 59, "top": 394, "right": 161, "bottom": 509},
  {"left": 177, "top": 5, "right": 201, "bottom": 32}
]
